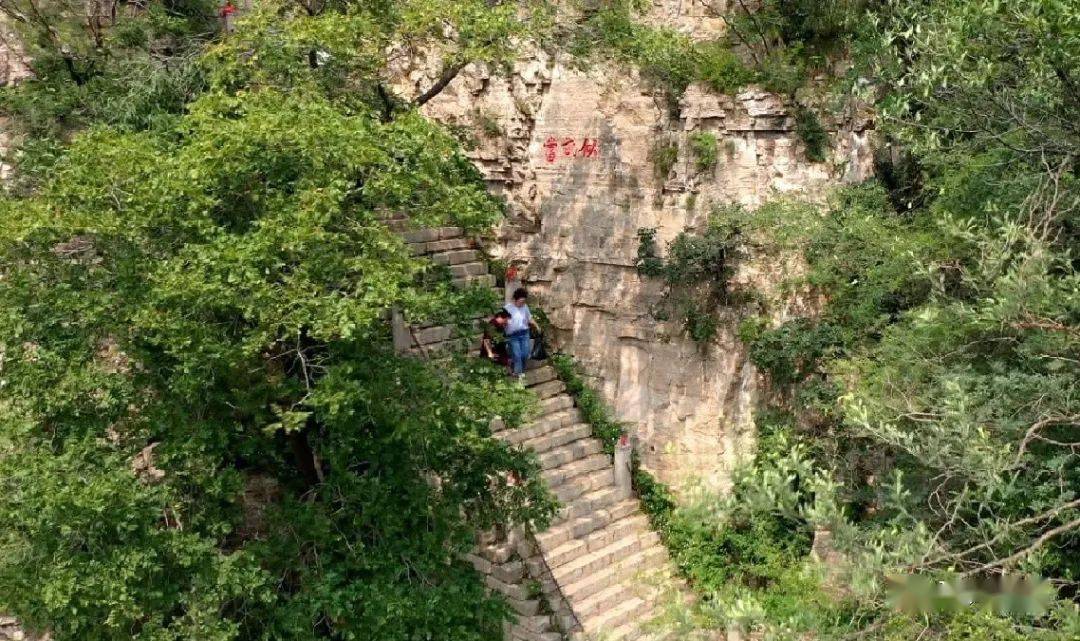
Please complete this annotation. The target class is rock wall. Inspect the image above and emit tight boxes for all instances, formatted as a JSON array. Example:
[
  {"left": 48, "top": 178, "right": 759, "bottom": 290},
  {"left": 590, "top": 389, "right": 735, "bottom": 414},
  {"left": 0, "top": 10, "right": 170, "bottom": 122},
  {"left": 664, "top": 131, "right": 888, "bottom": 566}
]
[
  {"left": 408, "top": 6, "right": 873, "bottom": 491},
  {"left": 0, "top": 14, "right": 31, "bottom": 184},
  {"left": 0, "top": 617, "right": 48, "bottom": 641}
]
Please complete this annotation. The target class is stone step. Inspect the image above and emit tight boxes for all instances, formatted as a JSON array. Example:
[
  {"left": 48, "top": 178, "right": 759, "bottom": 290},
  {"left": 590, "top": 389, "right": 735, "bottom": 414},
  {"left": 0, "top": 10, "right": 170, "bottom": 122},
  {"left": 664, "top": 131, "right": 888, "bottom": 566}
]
[
  {"left": 588, "top": 599, "right": 661, "bottom": 641},
  {"left": 552, "top": 532, "right": 659, "bottom": 586},
  {"left": 536, "top": 394, "right": 575, "bottom": 418},
  {"left": 572, "top": 573, "right": 686, "bottom": 641},
  {"left": 537, "top": 498, "right": 639, "bottom": 548},
  {"left": 409, "top": 236, "right": 475, "bottom": 256},
  {"left": 562, "top": 544, "right": 668, "bottom": 603},
  {"left": 554, "top": 486, "right": 624, "bottom": 523},
  {"left": 552, "top": 467, "right": 615, "bottom": 504},
  {"left": 543, "top": 453, "right": 611, "bottom": 489},
  {"left": 449, "top": 261, "right": 490, "bottom": 278},
  {"left": 402, "top": 226, "right": 464, "bottom": 244},
  {"left": 576, "top": 582, "right": 639, "bottom": 622},
  {"left": 523, "top": 423, "right": 592, "bottom": 455},
  {"left": 497, "top": 408, "right": 582, "bottom": 444},
  {"left": 544, "top": 514, "right": 651, "bottom": 569},
  {"left": 524, "top": 365, "right": 558, "bottom": 387},
  {"left": 431, "top": 249, "right": 481, "bottom": 266},
  {"left": 538, "top": 438, "right": 604, "bottom": 470},
  {"left": 579, "top": 588, "right": 657, "bottom": 638},
  {"left": 514, "top": 410, "right": 583, "bottom": 440},
  {"left": 453, "top": 273, "right": 496, "bottom": 288},
  {"left": 530, "top": 380, "right": 567, "bottom": 400},
  {"left": 509, "top": 626, "right": 563, "bottom": 641}
]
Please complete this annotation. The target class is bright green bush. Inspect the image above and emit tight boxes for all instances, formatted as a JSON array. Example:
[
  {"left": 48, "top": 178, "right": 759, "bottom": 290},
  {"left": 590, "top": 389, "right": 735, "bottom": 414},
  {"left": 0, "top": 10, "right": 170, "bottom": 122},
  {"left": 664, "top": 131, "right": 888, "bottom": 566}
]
[
  {"left": 689, "top": 131, "right": 719, "bottom": 172},
  {"left": 695, "top": 41, "right": 755, "bottom": 94},
  {"left": 635, "top": 210, "right": 747, "bottom": 343}
]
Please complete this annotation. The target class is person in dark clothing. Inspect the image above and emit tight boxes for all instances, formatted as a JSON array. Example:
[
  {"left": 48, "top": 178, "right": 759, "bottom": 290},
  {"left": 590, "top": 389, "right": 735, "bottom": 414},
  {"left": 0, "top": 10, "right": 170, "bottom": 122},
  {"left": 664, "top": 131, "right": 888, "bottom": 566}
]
[{"left": 480, "top": 310, "right": 511, "bottom": 369}]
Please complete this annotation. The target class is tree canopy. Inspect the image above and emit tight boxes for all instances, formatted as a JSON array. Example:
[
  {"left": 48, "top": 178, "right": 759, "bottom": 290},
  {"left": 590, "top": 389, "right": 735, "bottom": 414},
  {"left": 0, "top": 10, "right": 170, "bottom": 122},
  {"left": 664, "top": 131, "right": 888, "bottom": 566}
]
[
  {"left": 633, "top": 2, "right": 1080, "bottom": 639},
  {"left": 0, "top": 2, "right": 555, "bottom": 640}
]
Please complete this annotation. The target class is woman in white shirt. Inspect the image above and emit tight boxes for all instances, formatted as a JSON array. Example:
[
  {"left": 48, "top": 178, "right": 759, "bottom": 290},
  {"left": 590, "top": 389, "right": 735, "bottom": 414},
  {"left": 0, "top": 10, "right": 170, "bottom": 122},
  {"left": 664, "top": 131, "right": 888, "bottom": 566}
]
[{"left": 504, "top": 287, "right": 540, "bottom": 378}]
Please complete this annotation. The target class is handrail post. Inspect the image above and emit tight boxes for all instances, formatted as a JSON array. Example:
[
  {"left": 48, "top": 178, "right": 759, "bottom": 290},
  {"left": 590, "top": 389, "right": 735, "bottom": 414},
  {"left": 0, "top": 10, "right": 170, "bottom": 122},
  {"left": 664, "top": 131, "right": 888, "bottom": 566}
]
[
  {"left": 614, "top": 434, "right": 633, "bottom": 499},
  {"left": 391, "top": 307, "right": 411, "bottom": 354}
]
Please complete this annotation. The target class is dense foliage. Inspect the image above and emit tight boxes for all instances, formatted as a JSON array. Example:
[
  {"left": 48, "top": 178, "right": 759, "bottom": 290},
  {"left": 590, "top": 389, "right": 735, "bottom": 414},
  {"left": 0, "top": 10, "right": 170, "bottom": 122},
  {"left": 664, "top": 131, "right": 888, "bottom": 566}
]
[
  {"left": 0, "top": 0, "right": 218, "bottom": 189},
  {"left": 1, "top": 1, "right": 1078, "bottom": 640},
  {"left": 636, "top": 217, "right": 747, "bottom": 344},
  {"left": 634, "top": 1, "right": 1080, "bottom": 639},
  {"left": 0, "top": 2, "right": 557, "bottom": 640}
]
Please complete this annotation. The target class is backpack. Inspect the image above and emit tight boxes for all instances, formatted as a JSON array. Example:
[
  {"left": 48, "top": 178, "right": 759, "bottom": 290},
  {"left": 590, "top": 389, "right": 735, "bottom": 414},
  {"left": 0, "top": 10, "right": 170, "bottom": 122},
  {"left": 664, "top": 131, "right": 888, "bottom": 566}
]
[{"left": 530, "top": 335, "right": 548, "bottom": 361}]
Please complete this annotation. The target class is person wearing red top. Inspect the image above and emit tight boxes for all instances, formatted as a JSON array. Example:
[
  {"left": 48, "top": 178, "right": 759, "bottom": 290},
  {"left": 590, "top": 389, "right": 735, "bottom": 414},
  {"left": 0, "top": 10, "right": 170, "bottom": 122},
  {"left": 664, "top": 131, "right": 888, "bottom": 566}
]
[
  {"left": 480, "top": 310, "right": 511, "bottom": 370},
  {"left": 220, "top": 2, "right": 237, "bottom": 32}
]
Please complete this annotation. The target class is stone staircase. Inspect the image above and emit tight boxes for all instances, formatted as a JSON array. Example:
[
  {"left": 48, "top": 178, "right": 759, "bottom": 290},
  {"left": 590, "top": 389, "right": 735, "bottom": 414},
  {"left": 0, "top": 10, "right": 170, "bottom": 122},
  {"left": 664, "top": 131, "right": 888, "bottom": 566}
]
[
  {"left": 393, "top": 220, "right": 683, "bottom": 641},
  {"left": 390, "top": 222, "right": 498, "bottom": 354},
  {"left": 491, "top": 366, "right": 679, "bottom": 641}
]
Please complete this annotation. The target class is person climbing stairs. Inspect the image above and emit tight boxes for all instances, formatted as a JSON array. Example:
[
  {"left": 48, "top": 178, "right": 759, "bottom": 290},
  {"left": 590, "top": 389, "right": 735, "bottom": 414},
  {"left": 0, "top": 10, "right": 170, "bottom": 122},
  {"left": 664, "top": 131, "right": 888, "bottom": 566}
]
[{"left": 393, "top": 220, "right": 685, "bottom": 640}]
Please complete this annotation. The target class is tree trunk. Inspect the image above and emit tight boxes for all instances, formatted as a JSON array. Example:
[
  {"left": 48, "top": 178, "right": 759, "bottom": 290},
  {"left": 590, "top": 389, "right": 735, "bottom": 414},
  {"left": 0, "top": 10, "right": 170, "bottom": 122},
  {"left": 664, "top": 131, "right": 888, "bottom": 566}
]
[
  {"left": 414, "top": 61, "right": 466, "bottom": 107},
  {"left": 288, "top": 430, "right": 321, "bottom": 489}
]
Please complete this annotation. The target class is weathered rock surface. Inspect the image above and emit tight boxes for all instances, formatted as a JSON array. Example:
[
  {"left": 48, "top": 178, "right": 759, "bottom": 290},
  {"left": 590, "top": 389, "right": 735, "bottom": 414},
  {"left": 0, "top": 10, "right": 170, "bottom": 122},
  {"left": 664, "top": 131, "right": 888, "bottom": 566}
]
[
  {"left": 0, "top": 617, "right": 48, "bottom": 641},
  {"left": 0, "top": 14, "right": 30, "bottom": 184},
  {"left": 408, "top": 21, "right": 871, "bottom": 491}
]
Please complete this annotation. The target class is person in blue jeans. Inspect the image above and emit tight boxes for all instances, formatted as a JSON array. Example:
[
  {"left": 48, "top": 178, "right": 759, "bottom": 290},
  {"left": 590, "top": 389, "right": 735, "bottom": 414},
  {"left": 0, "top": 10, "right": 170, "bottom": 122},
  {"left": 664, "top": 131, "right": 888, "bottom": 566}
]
[{"left": 504, "top": 287, "right": 541, "bottom": 378}]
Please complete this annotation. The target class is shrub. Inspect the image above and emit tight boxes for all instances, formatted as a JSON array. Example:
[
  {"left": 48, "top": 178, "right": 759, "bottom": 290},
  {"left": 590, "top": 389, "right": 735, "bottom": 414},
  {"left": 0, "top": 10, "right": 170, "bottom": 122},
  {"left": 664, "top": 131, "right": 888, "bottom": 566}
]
[
  {"left": 634, "top": 227, "right": 664, "bottom": 276},
  {"left": 636, "top": 211, "right": 747, "bottom": 343},
  {"left": 748, "top": 319, "right": 843, "bottom": 388},
  {"left": 650, "top": 139, "right": 679, "bottom": 181},
  {"left": 689, "top": 131, "right": 719, "bottom": 172},
  {"left": 794, "top": 105, "right": 829, "bottom": 162},
  {"left": 695, "top": 40, "right": 754, "bottom": 94}
]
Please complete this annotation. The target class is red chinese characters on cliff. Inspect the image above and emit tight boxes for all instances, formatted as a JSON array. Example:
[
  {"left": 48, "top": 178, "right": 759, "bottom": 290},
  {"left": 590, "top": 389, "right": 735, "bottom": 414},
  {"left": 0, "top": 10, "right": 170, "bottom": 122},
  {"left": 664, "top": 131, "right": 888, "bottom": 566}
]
[{"left": 542, "top": 136, "right": 601, "bottom": 163}]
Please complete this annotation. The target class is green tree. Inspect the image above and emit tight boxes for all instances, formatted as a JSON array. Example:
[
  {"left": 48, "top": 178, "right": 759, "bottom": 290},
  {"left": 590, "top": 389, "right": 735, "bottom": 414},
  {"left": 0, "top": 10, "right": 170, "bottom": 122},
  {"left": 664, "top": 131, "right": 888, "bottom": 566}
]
[
  {"left": 0, "top": 2, "right": 558, "bottom": 640},
  {"left": 637, "top": 3, "right": 1080, "bottom": 638},
  {"left": 0, "top": 1, "right": 216, "bottom": 147}
]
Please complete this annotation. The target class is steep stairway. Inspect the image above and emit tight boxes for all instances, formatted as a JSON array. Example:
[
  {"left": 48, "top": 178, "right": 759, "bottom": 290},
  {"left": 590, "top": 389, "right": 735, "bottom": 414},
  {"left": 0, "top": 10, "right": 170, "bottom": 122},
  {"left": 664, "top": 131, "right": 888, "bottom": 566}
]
[
  {"left": 391, "top": 222, "right": 497, "bottom": 354},
  {"left": 492, "top": 366, "right": 680, "bottom": 641},
  {"left": 393, "top": 221, "right": 683, "bottom": 640}
]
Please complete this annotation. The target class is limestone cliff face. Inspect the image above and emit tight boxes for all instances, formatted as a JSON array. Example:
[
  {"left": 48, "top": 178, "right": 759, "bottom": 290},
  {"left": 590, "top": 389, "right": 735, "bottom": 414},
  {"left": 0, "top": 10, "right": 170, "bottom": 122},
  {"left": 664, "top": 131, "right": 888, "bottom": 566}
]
[
  {"left": 406, "top": 7, "right": 874, "bottom": 491},
  {"left": 0, "top": 15, "right": 31, "bottom": 183}
]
